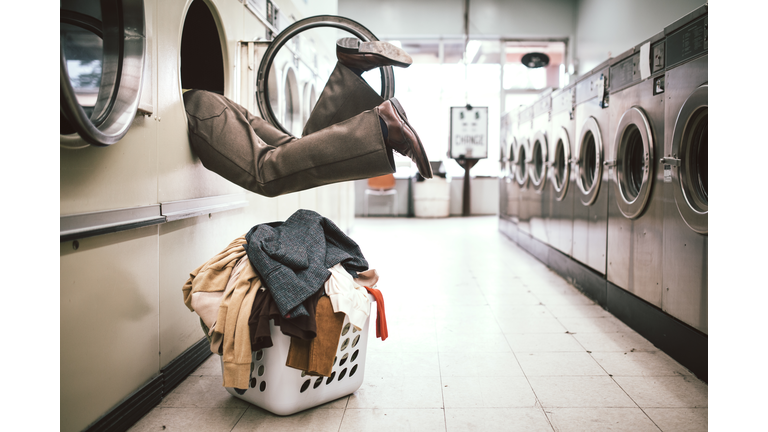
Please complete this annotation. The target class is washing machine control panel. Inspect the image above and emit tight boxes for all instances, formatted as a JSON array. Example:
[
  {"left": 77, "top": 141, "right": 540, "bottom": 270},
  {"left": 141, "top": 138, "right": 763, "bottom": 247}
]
[
  {"left": 666, "top": 14, "right": 708, "bottom": 68},
  {"left": 610, "top": 53, "right": 641, "bottom": 92}
]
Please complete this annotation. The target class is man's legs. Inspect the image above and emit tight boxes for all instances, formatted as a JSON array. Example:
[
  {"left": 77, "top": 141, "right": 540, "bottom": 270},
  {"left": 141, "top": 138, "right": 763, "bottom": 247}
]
[{"left": 184, "top": 89, "right": 394, "bottom": 198}]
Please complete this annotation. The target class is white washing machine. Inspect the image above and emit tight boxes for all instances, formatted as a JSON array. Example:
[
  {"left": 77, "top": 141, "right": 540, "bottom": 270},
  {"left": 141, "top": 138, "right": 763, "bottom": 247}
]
[
  {"left": 606, "top": 31, "right": 667, "bottom": 307},
  {"left": 547, "top": 84, "right": 576, "bottom": 257},
  {"left": 660, "top": 5, "right": 708, "bottom": 334},
  {"left": 572, "top": 60, "right": 611, "bottom": 275}
]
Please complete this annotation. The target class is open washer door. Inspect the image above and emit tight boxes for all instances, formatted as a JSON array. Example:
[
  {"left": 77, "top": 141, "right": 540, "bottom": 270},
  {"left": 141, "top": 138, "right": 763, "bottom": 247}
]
[
  {"left": 60, "top": 0, "right": 146, "bottom": 148},
  {"left": 256, "top": 15, "right": 395, "bottom": 137},
  {"left": 664, "top": 84, "right": 707, "bottom": 234},
  {"left": 611, "top": 106, "right": 655, "bottom": 219}
]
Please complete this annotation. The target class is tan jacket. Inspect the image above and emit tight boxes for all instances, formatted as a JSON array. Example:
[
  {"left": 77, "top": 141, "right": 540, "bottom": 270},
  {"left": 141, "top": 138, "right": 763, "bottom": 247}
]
[{"left": 182, "top": 235, "right": 261, "bottom": 389}]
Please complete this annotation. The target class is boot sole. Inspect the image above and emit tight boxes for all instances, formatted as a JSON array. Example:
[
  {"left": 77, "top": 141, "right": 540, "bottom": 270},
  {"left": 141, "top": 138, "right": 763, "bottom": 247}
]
[
  {"left": 390, "top": 98, "right": 433, "bottom": 178},
  {"left": 337, "top": 38, "right": 412, "bottom": 68}
]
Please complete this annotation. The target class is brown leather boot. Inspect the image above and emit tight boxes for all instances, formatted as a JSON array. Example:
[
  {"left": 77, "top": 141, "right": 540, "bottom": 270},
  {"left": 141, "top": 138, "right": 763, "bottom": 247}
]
[
  {"left": 337, "top": 38, "right": 413, "bottom": 73},
  {"left": 376, "top": 99, "right": 433, "bottom": 179}
]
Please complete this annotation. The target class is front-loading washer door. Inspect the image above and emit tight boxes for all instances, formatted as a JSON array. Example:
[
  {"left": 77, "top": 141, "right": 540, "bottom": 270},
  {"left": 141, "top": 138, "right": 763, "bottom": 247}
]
[
  {"left": 515, "top": 140, "right": 529, "bottom": 188},
  {"left": 670, "top": 85, "right": 708, "bottom": 234},
  {"left": 529, "top": 131, "right": 548, "bottom": 191},
  {"left": 60, "top": 0, "right": 146, "bottom": 148},
  {"left": 613, "top": 106, "right": 654, "bottom": 219},
  {"left": 576, "top": 116, "right": 603, "bottom": 206},
  {"left": 552, "top": 126, "right": 571, "bottom": 201}
]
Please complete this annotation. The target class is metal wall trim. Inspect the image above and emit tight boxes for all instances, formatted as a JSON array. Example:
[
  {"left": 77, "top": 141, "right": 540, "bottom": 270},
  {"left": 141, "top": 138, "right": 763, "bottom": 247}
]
[
  {"left": 161, "top": 193, "right": 249, "bottom": 222},
  {"left": 60, "top": 194, "right": 249, "bottom": 241},
  {"left": 60, "top": 205, "right": 165, "bottom": 242}
]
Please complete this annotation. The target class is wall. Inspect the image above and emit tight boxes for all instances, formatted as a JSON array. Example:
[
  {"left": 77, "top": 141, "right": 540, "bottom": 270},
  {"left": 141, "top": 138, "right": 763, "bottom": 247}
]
[
  {"left": 573, "top": 0, "right": 707, "bottom": 74},
  {"left": 60, "top": 1, "right": 344, "bottom": 431},
  {"left": 338, "top": 0, "right": 577, "bottom": 39},
  {"left": 354, "top": 177, "right": 498, "bottom": 217}
]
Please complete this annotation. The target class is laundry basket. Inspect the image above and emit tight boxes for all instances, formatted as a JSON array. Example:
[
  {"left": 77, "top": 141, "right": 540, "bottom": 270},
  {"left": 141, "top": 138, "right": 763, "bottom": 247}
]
[{"left": 221, "top": 294, "right": 375, "bottom": 416}]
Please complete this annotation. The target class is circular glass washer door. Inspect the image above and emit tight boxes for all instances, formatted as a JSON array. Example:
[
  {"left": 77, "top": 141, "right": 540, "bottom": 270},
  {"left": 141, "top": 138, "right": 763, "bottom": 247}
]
[
  {"left": 670, "top": 84, "right": 707, "bottom": 234},
  {"left": 575, "top": 116, "right": 604, "bottom": 206},
  {"left": 529, "top": 131, "right": 548, "bottom": 191},
  {"left": 515, "top": 139, "right": 529, "bottom": 188},
  {"left": 60, "top": 0, "right": 146, "bottom": 147},
  {"left": 612, "top": 106, "right": 655, "bottom": 219},
  {"left": 552, "top": 126, "right": 572, "bottom": 201}
]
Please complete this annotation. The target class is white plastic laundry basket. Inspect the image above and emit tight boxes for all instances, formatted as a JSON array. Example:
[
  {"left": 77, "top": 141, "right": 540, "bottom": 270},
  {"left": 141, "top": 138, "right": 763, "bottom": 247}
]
[{"left": 221, "top": 294, "right": 375, "bottom": 416}]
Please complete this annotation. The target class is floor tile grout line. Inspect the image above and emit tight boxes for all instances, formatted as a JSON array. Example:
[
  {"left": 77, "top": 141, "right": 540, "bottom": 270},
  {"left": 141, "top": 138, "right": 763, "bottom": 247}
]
[
  {"left": 229, "top": 405, "right": 250, "bottom": 432},
  {"left": 472, "top": 264, "right": 557, "bottom": 432}
]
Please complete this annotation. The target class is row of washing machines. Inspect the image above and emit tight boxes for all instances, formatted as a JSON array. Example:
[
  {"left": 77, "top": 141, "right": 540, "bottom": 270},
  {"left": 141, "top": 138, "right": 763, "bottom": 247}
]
[{"left": 499, "top": 5, "right": 707, "bottom": 335}]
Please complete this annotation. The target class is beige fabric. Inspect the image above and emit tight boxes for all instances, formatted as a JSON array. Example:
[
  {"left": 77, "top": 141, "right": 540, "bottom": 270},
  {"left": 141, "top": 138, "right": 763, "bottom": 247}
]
[
  {"left": 324, "top": 264, "right": 372, "bottom": 331},
  {"left": 182, "top": 236, "right": 247, "bottom": 311},
  {"left": 182, "top": 235, "right": 261, "bottom": 389}
]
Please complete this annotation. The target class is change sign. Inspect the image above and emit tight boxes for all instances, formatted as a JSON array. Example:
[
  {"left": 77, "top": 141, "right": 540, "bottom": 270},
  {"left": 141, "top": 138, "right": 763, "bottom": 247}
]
[{"left": 450, "top": 106, "right": 489, "bottom": 159}]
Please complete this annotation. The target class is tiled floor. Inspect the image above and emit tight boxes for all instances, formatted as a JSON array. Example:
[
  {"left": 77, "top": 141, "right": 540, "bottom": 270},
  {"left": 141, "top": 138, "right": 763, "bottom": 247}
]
[{"left": 129, "top": 216, "right": 707, "bottom": 431}]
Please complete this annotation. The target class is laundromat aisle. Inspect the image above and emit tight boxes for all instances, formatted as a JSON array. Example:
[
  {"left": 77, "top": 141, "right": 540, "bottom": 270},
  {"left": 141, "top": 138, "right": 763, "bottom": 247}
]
[{"left": 128, "top": 216, "right": 707, "bottom": 432}]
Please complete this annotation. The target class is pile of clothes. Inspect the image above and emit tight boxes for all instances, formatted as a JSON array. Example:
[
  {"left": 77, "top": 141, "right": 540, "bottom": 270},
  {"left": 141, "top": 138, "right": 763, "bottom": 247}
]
[{"left": 181, "top": 209, "right": 388, "bottom": 390}]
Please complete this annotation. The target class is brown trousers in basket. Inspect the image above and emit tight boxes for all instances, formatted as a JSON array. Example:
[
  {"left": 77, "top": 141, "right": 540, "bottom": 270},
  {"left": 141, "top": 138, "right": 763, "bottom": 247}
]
[{"left": 286, "top": 296, "right": 346, "bottom": 377}]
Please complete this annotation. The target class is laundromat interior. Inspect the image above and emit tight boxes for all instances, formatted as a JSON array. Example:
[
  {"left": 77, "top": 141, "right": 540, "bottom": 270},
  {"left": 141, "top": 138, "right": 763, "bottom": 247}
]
[{"left": 46, "top": 0, "right": 755, "bottom": 430}]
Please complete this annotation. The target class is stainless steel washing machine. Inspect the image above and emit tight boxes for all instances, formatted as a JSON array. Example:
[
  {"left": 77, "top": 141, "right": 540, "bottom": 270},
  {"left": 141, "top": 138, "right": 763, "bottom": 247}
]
[
  {"left": 606, "top": 31, "right": 666, "bottom": 307},
  {"left": 503, "top": 109, "right": 522, "bottom": 242},
  {"left": 660, "top": 5, "right": 708, "bottom": 333},
  {"left": 529, "top": 92, "right": 552, "bottom": 245},
  {"left": 572, "top": 60, "right": 611, "bottom": 274},
  {"left": 499, "top": 111, "right": 512, "bottom": 220},
  {"left": 516, "top": 105, "right": 534, "bottom": 237},
  {"left": 547, "top": 84, "right": 576, "bottom": 257}
]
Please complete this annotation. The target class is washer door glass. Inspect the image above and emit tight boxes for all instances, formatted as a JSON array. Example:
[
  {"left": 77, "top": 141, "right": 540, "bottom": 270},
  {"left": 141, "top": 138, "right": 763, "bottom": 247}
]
[
  {"left": 552, "top": 126, "right": 571, "bottom": 201},
  {"left": 576, "top": 116, "right": 603, "bottom": 206},
  {"left": 613, "top": 107, "right": 654, "bottom": 219},
  {"left": 60, "top": 0, "right": 146, "bottom": 148},
  {"left": 671, "top": 85, "right": 708, "bottom": 234},
  {"left": 515, "top": 143, "right": 528, "bottom": 187},
  {"left": 530, "top": 132, "right": 548, "bottom": 191}
]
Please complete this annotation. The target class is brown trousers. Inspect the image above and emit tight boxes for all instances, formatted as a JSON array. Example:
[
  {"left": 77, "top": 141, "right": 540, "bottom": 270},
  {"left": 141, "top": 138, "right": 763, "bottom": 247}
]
[{"left": 183, "top": 64, "right": 395, "bottom": 197}]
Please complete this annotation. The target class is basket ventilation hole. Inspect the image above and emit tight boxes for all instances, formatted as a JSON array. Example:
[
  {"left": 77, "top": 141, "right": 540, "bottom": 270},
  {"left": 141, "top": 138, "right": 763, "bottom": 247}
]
[
  {"left": 339, "top": 353, "right": 349, "bottom": 366},
  {"left": 259, "top": 381, "right": 266, "bottom": 392},
  {"left": 250, "top": 377, "right": 257, "bottom": 388},
  {"left": 255, "top": 350, "right": 264, "bottom": 361},
  {"left": 313, "top": 377, "right": 323, "bottom": 389},
  {"left": 258, "top": 365, "right": 265, "bottom": 376},
  {"left": 340, "top": 338, "right": 350, "bottom": 351},
  {"left": 352, "top": 327, "right": 358, "bottom": 333},
  {"left": 338, "top": 368, "right": 347, "bottom": 381},
  {"left": 326, "top": 371, "right": 336, "bottom": 385},
  {"left": 350, "top": 364, "right": 358, "bottom": 377},
  {"left": 333, "top": 356, "right": 337, "bottom": 366},
  {"left": 352, "top": 335, "right": 360, "bottom": 348},
  {"left": 351, "top": 349, "right": 359, "bottom": 362},
  {"left": 301, "top": 371, "right": 306, "bottom": 377},
  {"left": 342, "top": 323, "right": 351, "bottom": 336},
  {"left": 300, "top": 379, "right": 311, "bottom": 393}
]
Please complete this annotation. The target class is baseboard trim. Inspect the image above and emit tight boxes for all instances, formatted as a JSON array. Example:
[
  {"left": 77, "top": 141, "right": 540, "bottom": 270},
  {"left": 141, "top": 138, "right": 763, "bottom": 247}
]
[
  {"left": 498, "top": 221, "right": 707, "bottom": 383},
  {"left": 81, "top": 338, "right": 212, "bottom": 432},
  {"left": 606, "top": 281, "right": 708, "bottom": 382}
]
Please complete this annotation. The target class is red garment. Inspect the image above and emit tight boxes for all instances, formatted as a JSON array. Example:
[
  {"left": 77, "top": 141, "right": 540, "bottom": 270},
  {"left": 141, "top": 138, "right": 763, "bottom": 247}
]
[{"left": 363, "top": 286, "right": 388, "bottom": 341}]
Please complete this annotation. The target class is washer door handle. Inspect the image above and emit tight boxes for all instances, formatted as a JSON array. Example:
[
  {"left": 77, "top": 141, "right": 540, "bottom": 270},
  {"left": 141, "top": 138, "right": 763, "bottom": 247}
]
[{"left": 660, "top": 157, "right": 680, "bottom": 166}]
